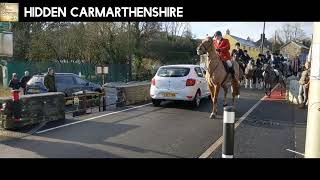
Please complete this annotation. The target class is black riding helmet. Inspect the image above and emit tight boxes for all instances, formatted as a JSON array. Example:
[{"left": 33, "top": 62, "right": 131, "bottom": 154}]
[{"left": 214, "top": 31, "right": 222, "bottom": 37}]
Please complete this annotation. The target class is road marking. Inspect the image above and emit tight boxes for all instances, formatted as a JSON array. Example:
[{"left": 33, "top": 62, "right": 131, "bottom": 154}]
[
  {"left": 36, "top": 103, "right": 152, "bottom": 134},
  {"left": 286, "top": 149, "right": 304, "bottom": 156},
  {"left": 199, "top": 84, "right": 280, "bottom": 158}
]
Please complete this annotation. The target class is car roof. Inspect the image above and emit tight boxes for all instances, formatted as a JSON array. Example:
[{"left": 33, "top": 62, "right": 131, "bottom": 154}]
[
  {"left": 34, "top": 73, "right": 78, "bottom": 76},
  {"left": 159, "top": 64, "right": 200, "bottom": 68}
]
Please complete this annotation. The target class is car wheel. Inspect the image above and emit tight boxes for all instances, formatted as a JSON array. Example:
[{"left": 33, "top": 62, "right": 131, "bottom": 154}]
[
  {"left": 152, "top": 99, "right": 161, "bottom": 107},
  {"left": 191, "top": 90, "right": 201, "bottom": 108}
]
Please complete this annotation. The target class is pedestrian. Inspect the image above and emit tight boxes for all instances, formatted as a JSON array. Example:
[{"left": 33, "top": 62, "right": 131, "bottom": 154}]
[
  {"left": 298, "top": 61, "right": 311, "bottom": 109},
  {"left": 8, "top": 73, "right": 21, "bottom": 91},
  {"left": 20, "top": 71, "right": 32, "bottom": 95},
  {"left": 44, "top": 67, "right": 57, "bottom": 92}
]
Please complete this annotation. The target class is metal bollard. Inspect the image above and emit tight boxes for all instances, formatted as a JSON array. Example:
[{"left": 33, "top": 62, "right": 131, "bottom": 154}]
[{"left": 222, "top": 106, "right": 235, "bottom": 158}]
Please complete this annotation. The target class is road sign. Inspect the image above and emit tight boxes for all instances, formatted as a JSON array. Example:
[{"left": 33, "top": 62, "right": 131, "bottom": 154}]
[
  {"left": 73, "top": 97, "right": 80, "bottom": 106},
  {"left": 96, "top": 66, "right": 109, "bottom": 74},
  {"left": 103, "top": 67, "right": 109, "bottom": 74},
  {"left": 96, "top": 67, "right": 102, "bottom": 74}
]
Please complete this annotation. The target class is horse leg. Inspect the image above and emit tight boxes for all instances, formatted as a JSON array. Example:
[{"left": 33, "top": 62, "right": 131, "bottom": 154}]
[
  {"left": 260, "top": 79, "right": 264, "bottom": 90},
  {"left": 232, "top": 88, "right": 237, "bottom": 110},
  {"left": 208, "top": 84, "right": 216, "bottom": 119},
  {"left": 210, "top": 85, "right": 220, "bottom": 119},
  {"left": 245, "top": 78, "right": 248, "bottom": 88},
  {"left": 222, "top": 85, "right": 228, "bottom": 107},
  {"left": 250, "top": 78, "right": 253, "bottom": 89}
]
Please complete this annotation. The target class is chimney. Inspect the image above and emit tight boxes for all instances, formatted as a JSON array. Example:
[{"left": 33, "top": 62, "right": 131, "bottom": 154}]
[{"left": 226, "top": 29, "right": 230, "bottom": 35}]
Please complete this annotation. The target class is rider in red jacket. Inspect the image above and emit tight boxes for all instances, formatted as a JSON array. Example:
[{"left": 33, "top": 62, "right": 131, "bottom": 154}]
[{"left": 213, "top": 31, "right": 235, "bottom": 79}]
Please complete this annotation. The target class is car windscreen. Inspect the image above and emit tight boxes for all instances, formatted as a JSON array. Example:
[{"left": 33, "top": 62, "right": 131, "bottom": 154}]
[
  {"left": 27, "top": 76, "right": 44, "bottom": 85},
  {"left": 56, "top": 76, "right": 75, "bottom": 85},
  {"left": 157, "top": 67, "right": 190, "bottom": 77}
]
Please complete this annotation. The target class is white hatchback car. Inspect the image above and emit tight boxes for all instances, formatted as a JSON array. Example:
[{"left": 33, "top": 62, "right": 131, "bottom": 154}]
[{"left": 150, "top": 65, "right": 211, "bottom": 107}]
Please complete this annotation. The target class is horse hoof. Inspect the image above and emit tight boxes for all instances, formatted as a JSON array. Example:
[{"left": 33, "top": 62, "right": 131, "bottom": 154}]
[{"left": 209, "top": 113, "right": 216, "bottom": 119}]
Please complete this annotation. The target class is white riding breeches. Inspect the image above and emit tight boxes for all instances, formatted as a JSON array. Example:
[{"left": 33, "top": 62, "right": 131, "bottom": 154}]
[
  {"left": 274, "top": 69, "right": 279, "bottom": 76},
  {"left": 226, "top": 60, "right": 232, "bottom": 67}
]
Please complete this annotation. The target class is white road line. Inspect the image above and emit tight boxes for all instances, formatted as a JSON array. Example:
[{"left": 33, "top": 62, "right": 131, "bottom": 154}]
[
  {"left": 36, "top": 103, "right": 152, "bottom": 134},
  {"left": 286, "top": 149, "right": 305, "bottom": 156},
  {"left": 199, "top": 84, "right": 280, "bottom": 158}
]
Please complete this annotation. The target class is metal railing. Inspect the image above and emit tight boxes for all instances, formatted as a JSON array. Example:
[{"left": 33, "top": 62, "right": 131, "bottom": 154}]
[{"left": 64, "top": 91, "right": 107, "bottom": 117}]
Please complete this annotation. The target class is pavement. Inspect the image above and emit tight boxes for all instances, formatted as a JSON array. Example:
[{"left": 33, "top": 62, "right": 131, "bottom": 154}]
[
  {"left": 210, "top": 85, "right": 307, "bottom": 158},
  {"left": 0, "top": 85, "right": 308, "bottom": 158}
]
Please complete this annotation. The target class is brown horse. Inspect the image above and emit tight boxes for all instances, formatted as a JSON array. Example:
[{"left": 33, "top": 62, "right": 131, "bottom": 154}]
[{"left": 197, "top": 37, "right": 240, "bottom": 119}]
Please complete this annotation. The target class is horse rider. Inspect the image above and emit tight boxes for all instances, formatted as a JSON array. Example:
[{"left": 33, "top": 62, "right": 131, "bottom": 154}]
[
  {"left": 231, "top": 42, "right": 245, "bottom": 72},
  {"left": 270, "top": 54, "right": 280, "bottom": 82},
  {"left": 213, "top": 31, "right": 238, "bottom": 87},
  {"left": 231, "top": 42, "right": 244, "bottom": 61},
  {"left": 265, "top": 51, "right": 272, "bottom": 61},
  {"left": 256, "top": 54, "right": 264, "bottom": 69},
  {"left": 242, "top": 50, "right": 251, "bottom": 65}
]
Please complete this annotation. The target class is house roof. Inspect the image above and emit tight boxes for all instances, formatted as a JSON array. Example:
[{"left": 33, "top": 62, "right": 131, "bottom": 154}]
[
  {"left": 280, "top": 41, "right": 310, "bottom": 50},
  {"left": 255, "top": 38, "right": 273, "bottom": 48},
  {"left": 229, "top": 35, "right": 258, "bottom": 48}
]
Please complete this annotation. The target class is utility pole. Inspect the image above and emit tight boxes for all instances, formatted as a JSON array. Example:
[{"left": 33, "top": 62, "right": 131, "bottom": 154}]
[
  {"left": 304, "top": 22, "right": 320, "bottom": 158},
  {"left": 261, "top": 22, "right": 266, "bottom": 54}
]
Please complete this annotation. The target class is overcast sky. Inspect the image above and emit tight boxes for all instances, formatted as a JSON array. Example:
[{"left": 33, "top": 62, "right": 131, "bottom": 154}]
[{"left": 189, "top": 22, "right": 314, "bottom": 41}]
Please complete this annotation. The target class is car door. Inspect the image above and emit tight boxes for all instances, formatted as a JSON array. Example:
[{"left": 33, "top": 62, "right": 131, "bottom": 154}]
[
  {"left": 194, "top": 67, "right": 208, "bottom": 97},
  {"left": 200, "top": 67, "right": 210, "bottom": 96}
]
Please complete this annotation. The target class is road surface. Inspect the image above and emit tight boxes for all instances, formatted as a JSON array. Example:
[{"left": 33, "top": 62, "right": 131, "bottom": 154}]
[{"left": 0, "top": 86, "right": 307, "bottom": 158}]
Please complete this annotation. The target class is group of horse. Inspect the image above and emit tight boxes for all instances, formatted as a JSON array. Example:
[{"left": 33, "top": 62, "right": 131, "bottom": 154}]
[
  {"left": 196, "top": 37, "right": 290, "bottom": 119},
  {"left": 240, "top": 58, "right": 290, "bottom": 96}
]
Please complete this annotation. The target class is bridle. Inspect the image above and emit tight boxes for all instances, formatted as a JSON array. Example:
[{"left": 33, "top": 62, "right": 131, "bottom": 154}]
[{"left": 199, "top": 38, "right": 213, "bottom": 53}]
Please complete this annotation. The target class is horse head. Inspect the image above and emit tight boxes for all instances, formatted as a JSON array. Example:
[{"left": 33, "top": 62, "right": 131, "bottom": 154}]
[{"left": 197, "top": 36, "right": 214, "bottom": 56}]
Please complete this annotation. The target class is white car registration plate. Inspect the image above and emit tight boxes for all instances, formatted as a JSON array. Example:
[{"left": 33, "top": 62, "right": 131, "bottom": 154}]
[{"left": 163, "top": 93, "right": 176, "bottom": 97}]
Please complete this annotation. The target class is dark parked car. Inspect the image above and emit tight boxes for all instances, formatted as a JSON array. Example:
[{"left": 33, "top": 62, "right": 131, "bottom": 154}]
[{"left": 26, "top": 73, "right": 102, "bottom": 96}]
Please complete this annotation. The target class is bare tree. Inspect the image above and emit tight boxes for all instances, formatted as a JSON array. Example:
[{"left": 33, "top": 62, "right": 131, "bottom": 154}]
[{"left": 279, "top": 23, "right": 306, "bottom": 43}]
